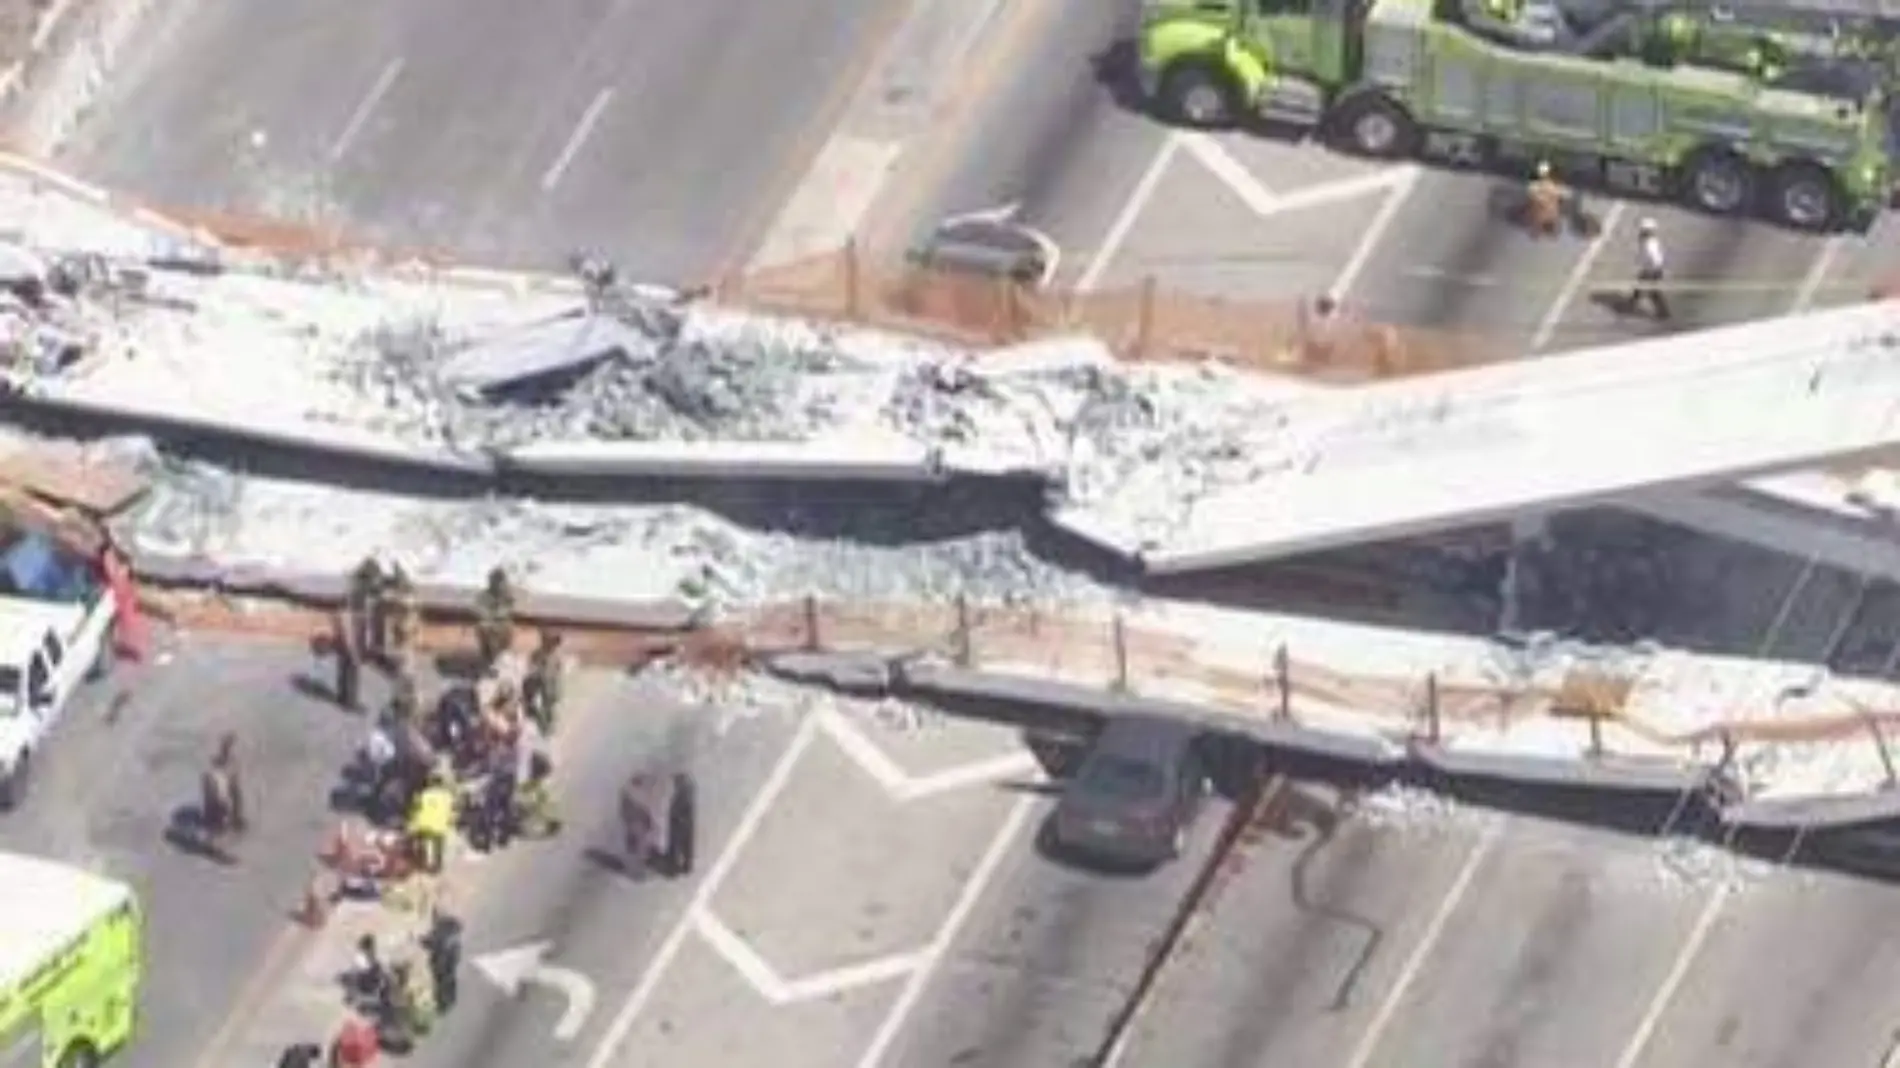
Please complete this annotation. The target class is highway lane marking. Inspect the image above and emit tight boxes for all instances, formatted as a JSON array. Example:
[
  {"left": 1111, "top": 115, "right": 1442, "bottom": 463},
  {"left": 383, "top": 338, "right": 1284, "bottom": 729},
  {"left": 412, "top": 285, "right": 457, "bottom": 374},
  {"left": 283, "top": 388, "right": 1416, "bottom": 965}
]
[
  {"left": 721, "top": 0, "right": 921, "bottom": 279},
  {"left": 1077, "top": 133, "right": 1179, "bottom": 293},
  {"left": 1529, "top": 201, "right": 1626, "bottom": 351},
  {"left": 541, "top": 87, "right": 616, "bottom": 193},
  {"left": 327, "top": 57, "right": 404, "bottom": 165},
  {"left": 816, "top": 705, "right": 1037, "bottom": 800},
  {"left": 1098, "top": 776, "right": 1293, "bottom": 1068},
  {"left": 855, "top": 793, "right": 1038, "bottom": 1068},
  {"left": 1331, "top": 167, "right": 1417, "bottom": 302},
  {"left": 693, "top": 908, "right": 929, "bottom": 1004},
  {"left": 1611, "top": 883, "right": 1732, "bottom": 1068},
  {"left": 1182, "top": 132, "right": 1419, "bottom": 226},
  {"left": 188, "top": 919, "right": 315, "bottom": 1068},
  {"left": 1791, "top": 237, "right": 1845, "bottom": 313},
  {"left": 583, "top": 714, "right": 819, "bottom": 1068},
  {"left": 851, "top": 0, "right": 1069, "bottom": 257},
  {"left": 1179, "top": 133, "right": 1280, "bottom": 214},
  {"left": 1340, "top": 816, "right": 1503, "bottom": 1068}
]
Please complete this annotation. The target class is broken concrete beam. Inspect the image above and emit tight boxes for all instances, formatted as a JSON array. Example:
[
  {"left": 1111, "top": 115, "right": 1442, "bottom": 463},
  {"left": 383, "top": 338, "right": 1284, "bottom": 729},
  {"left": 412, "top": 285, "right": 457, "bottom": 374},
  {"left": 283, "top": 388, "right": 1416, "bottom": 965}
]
[
  {"left": 898, "top": 661, "right": 1402, "bottom": 765},
  {"left": 1411, "top": 743, "right": 1708, "bottom": 794},
  {"left": 1719, "top": 788, "right": 1900, "bottom": 831},
  {"left": 438, "top": 311, "right": 633, "bottom": 397},
  {"left": 755, "top": 650, "right": 898, "bottom": 692},
  {"left": 498, "top": 438, "right": 943, "bottom": 484}
]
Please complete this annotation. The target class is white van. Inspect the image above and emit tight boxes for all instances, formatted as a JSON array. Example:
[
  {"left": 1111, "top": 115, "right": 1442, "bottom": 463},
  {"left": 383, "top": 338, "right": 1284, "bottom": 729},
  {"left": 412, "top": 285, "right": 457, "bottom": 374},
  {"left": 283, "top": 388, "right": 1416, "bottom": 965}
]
[{"left": 0, "top": 532, "right": 117, "bottom": 810}]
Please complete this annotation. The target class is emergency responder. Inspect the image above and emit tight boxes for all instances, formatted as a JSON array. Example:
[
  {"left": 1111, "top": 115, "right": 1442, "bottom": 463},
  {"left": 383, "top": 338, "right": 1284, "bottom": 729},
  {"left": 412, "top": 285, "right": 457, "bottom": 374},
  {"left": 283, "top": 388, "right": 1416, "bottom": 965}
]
[
  {"left": 474, "top": 567, "right": 516, "bottom": 668},
  {"left": 350, "top": 557, "right": 386, "bottom": 661},
  {"left": 198, "top": 733, "right": 246, "bottom": 861},
  {"left": 332, "top": 608, "right": 362, "bottom": 712},
  {"left": 619, "top": 772, "right": 669, "bottom": 876},
  {"left": 1524, "top": 160, "right": 1565, "bottom": 237},
  {"left": 328, "top": 1014, "right": 381, "bottom": 1068},
  {"left": 471, "top": 756, "right": 517, "bottom": 852},
  {"left": 1629, "top": 217, "right": 1670, "bottom": 320},
  {"left": 665, "top": 771, "right": 697, "bottom": 876},
  {"left": 393, "top": 959, "right": 437, "bottom": 1039},
  {"left": 515, "top": 752, "right": 561, "bottom": 839},
  {"left": 423, "top": 911, "right": 463, "bottom": 1014},
  {"left": 407, "top": 767, "right": 457, "bottom": 874},
  {"left": 1296, "top": 293, "right": 1342, "bottom": 367},
  {"left": 523, "top": 630, "right": 565, "bottom": 735},
  {"left": 484, "top": 678, "right": 524, "bottom": 754},
  {"left": 389, "top": 667, "right": 421, "bottom": 725},
  {"left": 384, "top": 565, "right": 419, "bottom": 670}
]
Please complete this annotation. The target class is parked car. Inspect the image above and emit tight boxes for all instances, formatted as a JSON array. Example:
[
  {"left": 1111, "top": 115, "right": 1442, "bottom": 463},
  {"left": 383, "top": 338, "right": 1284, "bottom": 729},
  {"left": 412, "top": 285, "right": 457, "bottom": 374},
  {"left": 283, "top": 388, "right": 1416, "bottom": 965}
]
[
  {"left": 1050, "top": 713, "right": 1209, "bottom": 868},
  {"left": 0, "top": 530, "right": 118, "bottom": 809}
]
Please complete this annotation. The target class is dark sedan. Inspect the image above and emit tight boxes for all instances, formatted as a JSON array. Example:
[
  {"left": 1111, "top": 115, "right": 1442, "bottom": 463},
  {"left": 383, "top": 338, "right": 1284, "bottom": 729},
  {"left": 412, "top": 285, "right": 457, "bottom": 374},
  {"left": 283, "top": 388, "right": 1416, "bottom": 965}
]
[{"left": 1049, "top": 713, "right": 1209, "bottom": 869}]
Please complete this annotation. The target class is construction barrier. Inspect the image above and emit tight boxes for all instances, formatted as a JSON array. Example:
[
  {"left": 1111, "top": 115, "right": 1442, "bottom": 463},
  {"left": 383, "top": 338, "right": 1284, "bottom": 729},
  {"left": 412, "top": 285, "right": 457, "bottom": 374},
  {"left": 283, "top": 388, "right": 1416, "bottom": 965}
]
[{"left": 717, "top": 243, "right": 1513, "bottom": 382}]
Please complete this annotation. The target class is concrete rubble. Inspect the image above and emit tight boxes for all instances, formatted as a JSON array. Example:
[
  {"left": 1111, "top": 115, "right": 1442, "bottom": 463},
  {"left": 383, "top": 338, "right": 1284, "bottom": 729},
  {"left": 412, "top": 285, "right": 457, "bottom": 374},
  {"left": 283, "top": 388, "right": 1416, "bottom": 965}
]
[
  {"left": 98, "top": 438, "right": 1109, "bottom": 613},
  {"left": 3, "top": 157, "right": 1900, "bottom": 825}
]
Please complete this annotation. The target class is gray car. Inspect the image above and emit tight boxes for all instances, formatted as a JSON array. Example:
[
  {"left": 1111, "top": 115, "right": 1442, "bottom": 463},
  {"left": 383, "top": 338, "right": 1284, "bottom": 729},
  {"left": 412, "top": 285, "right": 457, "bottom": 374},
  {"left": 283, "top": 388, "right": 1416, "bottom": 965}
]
[{"left": 1049, "top": 714, "right": 1209, "bottom": 869}]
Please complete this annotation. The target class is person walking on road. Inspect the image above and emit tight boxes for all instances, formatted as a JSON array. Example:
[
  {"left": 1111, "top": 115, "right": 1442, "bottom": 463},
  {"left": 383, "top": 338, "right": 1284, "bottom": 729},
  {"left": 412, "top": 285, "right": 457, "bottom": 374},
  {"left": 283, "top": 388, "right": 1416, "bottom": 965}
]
[
  {"left": 523, "top": 629, "right": 565, "bottom": 735},
  {"left": 474, "top": 567, "right": 517, "bottom": 670},
  {"left": 665, "top": 771, "right": 697, "bottom": 877},
  {"left": 383, "top": 565, "right": 418, "bottom": 671},
  {"left": 423, "top": 910, "right": 463, "bottom": 1014},
  {"left": 349, "top": 557, "right": 386, "bottom": 662},
  {"left": 198, "top": 733, "right": 246, "bottom": 861},
  {"left": 331, "top": 609, "right": 362, "bottom": 712},
  {"left": 619, "top": 772, "right": 671, "bottom": 877},
  {"left": 1628, "top": 217, "right": 1671, "bottom": 320}
]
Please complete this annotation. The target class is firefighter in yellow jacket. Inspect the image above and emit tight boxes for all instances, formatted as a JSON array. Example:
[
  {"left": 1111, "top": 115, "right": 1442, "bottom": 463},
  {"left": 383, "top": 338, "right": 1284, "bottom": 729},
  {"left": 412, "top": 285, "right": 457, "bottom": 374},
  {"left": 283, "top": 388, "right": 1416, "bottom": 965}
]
[{"left": 407, "top": 767, "right": 457, "bottom": 874}]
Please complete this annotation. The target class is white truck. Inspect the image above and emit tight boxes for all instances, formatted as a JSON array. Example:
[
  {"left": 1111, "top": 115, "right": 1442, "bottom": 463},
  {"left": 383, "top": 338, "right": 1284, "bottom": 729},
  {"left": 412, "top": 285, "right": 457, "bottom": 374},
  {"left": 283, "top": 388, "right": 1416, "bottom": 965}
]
[{"left": 0, "top": 532, "right": 118, "bottom": 810}]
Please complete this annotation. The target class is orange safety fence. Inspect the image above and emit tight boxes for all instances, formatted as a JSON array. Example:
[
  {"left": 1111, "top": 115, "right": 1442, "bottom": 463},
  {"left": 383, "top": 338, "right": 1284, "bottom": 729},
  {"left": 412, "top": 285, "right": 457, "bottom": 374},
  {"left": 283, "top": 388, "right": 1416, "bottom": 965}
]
[
  {"left": 716, "top": 243, "right": 1518, "bottom": 382},
  {"left": 714, "top": 598, "right": 1900, "bottom": 752}
]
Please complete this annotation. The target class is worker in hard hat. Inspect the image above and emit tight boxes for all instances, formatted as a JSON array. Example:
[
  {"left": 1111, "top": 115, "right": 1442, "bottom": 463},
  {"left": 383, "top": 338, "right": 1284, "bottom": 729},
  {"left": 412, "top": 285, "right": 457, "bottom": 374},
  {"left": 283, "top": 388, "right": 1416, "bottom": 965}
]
[
  {"left": 406, "top": 766, "right": 457, "bottom": 875},
  {"left": 1629, "top": 216, "right": 1670, "bottom": 320},
  {"left": 1524, "top": 161, "right": 1565, "bottom": 237}
]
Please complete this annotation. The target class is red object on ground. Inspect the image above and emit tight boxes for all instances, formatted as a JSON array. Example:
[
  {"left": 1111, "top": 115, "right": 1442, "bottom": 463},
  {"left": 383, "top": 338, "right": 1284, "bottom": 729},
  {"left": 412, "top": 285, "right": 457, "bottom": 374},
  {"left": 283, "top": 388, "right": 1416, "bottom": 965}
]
[
  {"left": 98, "top": 547, "right": 147, "bottom": 662},
  {"left": 330, "top": 1015, "right": 380, "bottom": 1066}
]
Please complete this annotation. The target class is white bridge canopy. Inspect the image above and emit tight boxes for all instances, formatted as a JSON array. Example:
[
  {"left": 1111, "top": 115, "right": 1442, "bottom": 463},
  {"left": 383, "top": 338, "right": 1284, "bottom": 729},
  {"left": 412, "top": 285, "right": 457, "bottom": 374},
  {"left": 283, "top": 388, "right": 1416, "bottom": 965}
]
[{"left": 1134, "top": 301, "right": 1900, "bottom": 575}]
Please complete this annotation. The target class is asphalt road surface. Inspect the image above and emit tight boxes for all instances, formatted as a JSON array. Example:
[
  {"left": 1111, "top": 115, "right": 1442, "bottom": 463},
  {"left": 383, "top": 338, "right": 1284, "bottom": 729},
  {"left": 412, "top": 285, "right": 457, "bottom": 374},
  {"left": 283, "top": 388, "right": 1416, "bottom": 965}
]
[
  {"left": 0, "top": 635, "right": 358, "bottom": 1068},
  {"left": 1112, "top": 780, "right": 1900, "bottom": 1068},
  {"left": 57, "top": 0, "right": 908, "bottom": 283},
  {"left": 396, "top": 671, "right": 1064, "bottom": 1068},
  {"left": 874, "top": 792, "right": 1230, "bottom": 1068}
]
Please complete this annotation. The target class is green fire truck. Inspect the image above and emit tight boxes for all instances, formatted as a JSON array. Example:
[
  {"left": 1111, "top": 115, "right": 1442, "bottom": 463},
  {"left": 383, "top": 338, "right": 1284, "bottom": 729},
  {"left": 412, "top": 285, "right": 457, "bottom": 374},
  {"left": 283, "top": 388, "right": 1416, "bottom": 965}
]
[{"left": 1137, "top": 0, "right": 1899, "bottom": 229}]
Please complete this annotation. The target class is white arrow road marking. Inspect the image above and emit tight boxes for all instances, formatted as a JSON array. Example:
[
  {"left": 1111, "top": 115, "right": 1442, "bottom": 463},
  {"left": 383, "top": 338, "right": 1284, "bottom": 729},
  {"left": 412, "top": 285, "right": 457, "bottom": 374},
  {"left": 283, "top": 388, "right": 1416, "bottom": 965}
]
[
  {"left": 586, "top": 713, "right": 1032, "bottom": 1067},
  {"left": 816, "top": 707, "right": 1037, "bottom": 801},
  {"left": 474, "top": 940, "right": 599, "bottom": 1042},
  {"left": 693, "top": 909, "right": 928, "bottom": 1004}
]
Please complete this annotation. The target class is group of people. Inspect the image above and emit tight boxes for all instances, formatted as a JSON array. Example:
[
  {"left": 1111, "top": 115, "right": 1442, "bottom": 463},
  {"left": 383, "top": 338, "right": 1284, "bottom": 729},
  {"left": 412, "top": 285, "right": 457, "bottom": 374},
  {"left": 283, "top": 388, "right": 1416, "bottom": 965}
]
[
  {"left": 280, "top": 556, "right": 700, "bottom": 1065},
  {"left": 277, "top": 911, "right": 464, "bottom": 1067},
  {"left": 1523, "top": 161, "right": 1672, "bottom": 320}
]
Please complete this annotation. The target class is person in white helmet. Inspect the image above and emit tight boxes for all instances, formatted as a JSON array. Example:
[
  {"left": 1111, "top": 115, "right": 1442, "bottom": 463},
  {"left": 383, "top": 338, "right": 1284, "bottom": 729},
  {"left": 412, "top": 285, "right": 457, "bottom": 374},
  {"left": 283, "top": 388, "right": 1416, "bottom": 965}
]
[
  {"left": 1525, "top": 160, "right": 1564, "bottom": 236},
  {"left": 1629, "top": 217, "right": 1670, "bottom": 320}
]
